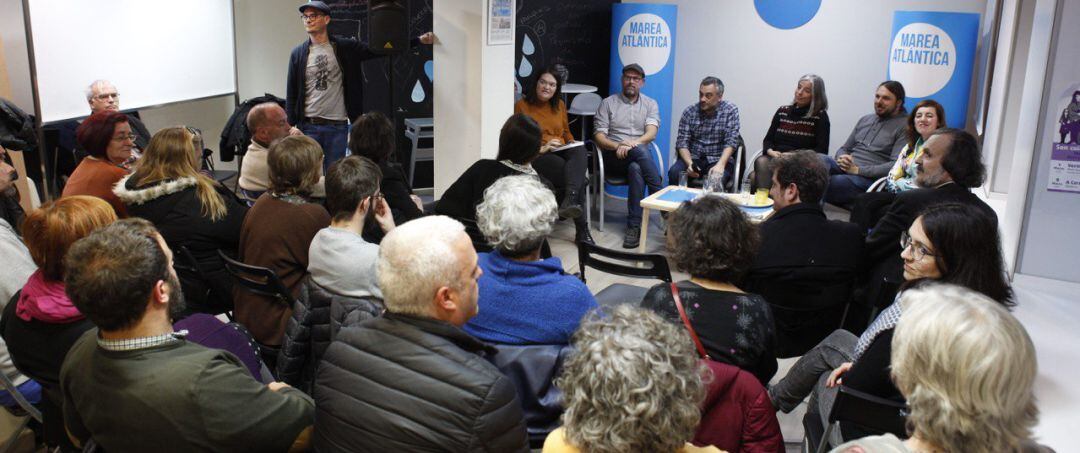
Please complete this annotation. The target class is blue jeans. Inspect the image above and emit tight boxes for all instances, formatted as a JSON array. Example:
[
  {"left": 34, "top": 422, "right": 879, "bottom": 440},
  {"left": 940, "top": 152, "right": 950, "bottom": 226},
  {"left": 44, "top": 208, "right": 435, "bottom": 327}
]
[
  {"left": 668, "top": 158, "right": 732, "bottom": 191},
  {"left": 822, "top": 155, "right": 873, "bottom": 207},
  {"left": 300, "top": 122, "right": 350, "bottom": 172},
  {"left": 605, "top": 145, "right": 663, "bottom": 228}
]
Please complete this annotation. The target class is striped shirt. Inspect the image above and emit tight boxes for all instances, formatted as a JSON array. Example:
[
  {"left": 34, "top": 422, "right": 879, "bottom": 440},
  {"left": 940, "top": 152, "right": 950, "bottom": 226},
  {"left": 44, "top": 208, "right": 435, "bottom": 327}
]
[{"left": 762, "top": 104, "right": 830, "bottom": 154}]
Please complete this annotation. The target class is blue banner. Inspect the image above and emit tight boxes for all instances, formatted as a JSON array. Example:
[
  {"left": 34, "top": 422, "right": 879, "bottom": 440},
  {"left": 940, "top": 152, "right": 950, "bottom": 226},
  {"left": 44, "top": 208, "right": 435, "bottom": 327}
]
[
  {"left": 608, "top": 3, "right": 677, "bottom": 195},
  {"left": 888, "top": 11, "right": 980, "bottom": 128}
]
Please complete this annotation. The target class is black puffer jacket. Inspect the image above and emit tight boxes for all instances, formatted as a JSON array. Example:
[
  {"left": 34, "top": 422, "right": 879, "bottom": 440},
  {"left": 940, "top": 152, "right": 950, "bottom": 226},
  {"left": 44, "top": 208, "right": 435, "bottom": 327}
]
[
  {"left": 277, "top": 277, "right": 383, "bottom": 392},
  {"left": 313, "top": 313, "right": 529, "bottom": 453}
]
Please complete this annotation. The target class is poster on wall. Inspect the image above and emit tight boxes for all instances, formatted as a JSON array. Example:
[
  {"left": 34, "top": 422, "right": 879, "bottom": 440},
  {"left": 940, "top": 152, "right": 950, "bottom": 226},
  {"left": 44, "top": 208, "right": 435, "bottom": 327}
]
[
  {"left": 488, "top": 0, "right": 514, "bottom": 45},
  {"left": 888, "top": 11, "right": 979, "bottom": 128},
  {"left": 1047, "top": 85, "right": 1080, "bottom": 193},
  {"left": 608, "top": 3, "right": 677, "bottom": 193}
]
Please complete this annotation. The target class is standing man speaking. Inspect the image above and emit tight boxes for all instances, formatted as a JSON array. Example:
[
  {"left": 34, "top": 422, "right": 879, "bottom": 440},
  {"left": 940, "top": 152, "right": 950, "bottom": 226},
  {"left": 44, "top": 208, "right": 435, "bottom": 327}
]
[{"left": 287, "top": 1, "right": 433, "bottom": 171}]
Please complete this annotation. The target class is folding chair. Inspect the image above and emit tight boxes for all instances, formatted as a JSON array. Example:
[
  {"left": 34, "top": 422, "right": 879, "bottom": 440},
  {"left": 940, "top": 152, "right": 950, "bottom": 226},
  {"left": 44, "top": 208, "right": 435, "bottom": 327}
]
[{"left": 577, "top": 241, "right": 672, "bottom": 308}]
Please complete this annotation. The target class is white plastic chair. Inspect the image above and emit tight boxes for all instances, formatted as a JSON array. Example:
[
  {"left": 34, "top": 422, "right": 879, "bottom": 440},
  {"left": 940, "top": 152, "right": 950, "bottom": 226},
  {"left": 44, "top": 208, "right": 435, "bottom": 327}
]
[{"left": 593, "top": 142, "right": 665, "bottom": 232}]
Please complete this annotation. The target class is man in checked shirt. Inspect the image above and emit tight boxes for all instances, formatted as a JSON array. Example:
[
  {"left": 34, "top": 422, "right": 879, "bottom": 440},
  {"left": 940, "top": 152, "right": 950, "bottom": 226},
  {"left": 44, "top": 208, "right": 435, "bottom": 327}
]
[{"left": 671, "top": 76, "right": 741, "bottom": 192}]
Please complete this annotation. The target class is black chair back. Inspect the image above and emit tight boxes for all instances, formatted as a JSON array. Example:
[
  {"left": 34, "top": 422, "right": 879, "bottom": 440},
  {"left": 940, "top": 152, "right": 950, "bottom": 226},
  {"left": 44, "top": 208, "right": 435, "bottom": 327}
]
[
  {"left": 576, "top": 241, "right": 672, "bottom": 284},
  {"left": 217, "top": 250, "right": 294, "bottom": 307},
  {"left": 487, "top": 343, "right": 572, "bottom": 449},
  {"left": 814, "top": 385, "right": 908, "bottom": 453}
]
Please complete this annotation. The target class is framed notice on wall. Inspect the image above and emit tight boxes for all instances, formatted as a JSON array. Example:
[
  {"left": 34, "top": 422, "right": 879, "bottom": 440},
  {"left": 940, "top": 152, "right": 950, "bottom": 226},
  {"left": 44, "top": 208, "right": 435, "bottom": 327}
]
[{"left": 488, "top": 0, "right": 514, "bottom": 45}]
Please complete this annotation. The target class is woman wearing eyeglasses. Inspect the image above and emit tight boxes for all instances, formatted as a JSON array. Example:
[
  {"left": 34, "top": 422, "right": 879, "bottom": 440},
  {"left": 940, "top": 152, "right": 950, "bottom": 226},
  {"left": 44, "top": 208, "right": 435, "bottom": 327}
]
[
  {"left": 61, "top": 111, "right": 136, "bottom": 217},
  {"left": 114, "top": 127, "right": 249, "bottom": 316},
  {"left": 768, "top": 202, "right": 1014, "bottom": 447}
]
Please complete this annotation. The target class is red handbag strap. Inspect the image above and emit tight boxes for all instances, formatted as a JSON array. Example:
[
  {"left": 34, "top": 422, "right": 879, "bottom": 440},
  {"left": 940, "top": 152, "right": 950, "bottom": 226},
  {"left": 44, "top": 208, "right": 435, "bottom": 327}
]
[{"left": 670, "top": 282, "right": 710, "bottom": 360}]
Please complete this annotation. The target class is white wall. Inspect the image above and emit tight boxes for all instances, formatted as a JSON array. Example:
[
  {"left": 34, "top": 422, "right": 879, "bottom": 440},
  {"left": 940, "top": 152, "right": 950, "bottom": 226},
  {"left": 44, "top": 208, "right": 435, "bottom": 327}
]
[
  {"left": 0, "top": 0, "right": 33, "bottom": 112},
  {"left": 432, "top": 0, "right": 514, "bottom": 197},
  {"left": 628, "top": 0, "right": 986, "bottom": 164}
]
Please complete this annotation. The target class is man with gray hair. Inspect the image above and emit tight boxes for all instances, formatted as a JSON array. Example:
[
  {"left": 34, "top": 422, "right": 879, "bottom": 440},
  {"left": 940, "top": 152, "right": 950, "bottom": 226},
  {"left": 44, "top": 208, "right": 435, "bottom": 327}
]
[
  {"left": 671, "top": 76, "right": 741, "bottom": 192},
  {"left": 54, "top": 80, "right": 151, "bottom": 178},
  {"left": 238, "top": 102, "right": 304, "bottom": 202},
  {"left": 463, "top": 175, "right": 596, "bottom": 345},
  {"left": 312, "top": 215, "right": 529, "bottom": 452}
]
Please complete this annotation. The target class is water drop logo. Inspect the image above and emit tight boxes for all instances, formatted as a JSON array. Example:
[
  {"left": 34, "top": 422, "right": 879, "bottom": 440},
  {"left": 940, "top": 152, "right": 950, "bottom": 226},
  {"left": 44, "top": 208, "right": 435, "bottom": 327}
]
[
  {"left": 754, "top": 0, "right": 821, "bottom": 30},
  {"left": 888, "top": 23, "right": 956, "bottom": 98},
  {"left": 617, "top": 13, "right": 672, "bottom": 76}
]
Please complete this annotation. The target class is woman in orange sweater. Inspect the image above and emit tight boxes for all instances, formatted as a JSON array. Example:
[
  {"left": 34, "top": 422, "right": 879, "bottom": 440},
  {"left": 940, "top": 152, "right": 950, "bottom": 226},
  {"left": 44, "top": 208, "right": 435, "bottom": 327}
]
[
  {"left": 61, "top": 111, "right": 133, "bottom": 217},
  {"left": 515, "top": 66, "right": 592, "bottom": 244}
]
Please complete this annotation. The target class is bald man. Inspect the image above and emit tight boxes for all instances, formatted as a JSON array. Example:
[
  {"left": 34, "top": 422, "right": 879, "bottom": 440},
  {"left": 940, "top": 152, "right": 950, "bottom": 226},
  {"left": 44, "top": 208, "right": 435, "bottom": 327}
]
[{"left": 238, "top": 103, "right": 314, "bottom": 203}]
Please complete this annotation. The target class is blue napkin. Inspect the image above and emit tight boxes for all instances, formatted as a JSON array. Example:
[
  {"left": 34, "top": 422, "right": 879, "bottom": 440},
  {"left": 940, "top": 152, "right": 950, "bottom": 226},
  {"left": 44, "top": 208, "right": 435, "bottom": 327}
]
[{"left": 657, "top": 189, "right": 697, "bottom": 203}]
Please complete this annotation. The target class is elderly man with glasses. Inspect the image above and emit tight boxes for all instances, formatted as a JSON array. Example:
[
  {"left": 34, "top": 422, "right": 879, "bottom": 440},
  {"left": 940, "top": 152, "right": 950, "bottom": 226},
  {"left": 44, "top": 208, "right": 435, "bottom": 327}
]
[
  {"left": 286, "top": 1, "right": 433, "bottom": 173},
  {"left": 52, "top": 80, "right": 152, "bottom": 183}
]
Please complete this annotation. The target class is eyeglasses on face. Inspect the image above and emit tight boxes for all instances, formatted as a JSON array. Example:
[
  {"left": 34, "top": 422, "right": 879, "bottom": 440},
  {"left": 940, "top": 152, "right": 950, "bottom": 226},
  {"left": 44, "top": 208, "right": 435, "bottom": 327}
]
[
  {"left": 111, "top": 133, "right": 137, "bottom": 142},
  {"left": 301, "top": 13, "right": 325, "bottom": 21},
  {"left": 900, "top": 231, "right": 936, "bottom": 261},
  {"left": 94, "top": 93, "right": 119, "bottom": 101}
]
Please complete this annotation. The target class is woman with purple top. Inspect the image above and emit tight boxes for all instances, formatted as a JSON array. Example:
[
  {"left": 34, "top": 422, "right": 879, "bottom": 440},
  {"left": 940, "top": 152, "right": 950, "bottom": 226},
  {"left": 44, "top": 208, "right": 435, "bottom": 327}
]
[{"left": 463, "top": 175, "right": 596, "bottom": 345}]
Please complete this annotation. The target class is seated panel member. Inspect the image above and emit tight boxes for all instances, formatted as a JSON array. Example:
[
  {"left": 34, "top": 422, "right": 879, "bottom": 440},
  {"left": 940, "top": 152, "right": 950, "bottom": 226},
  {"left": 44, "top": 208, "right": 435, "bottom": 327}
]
[
  {"left": 593, "top": 63, "right": 663, "bottom": 249},
  {"left": 669, "top": 76, "right": 740, "bottom": 192},
  {"left": 463, "top": 175, "right": 597, "bottom": 345},
  {"left": 60, "top": 219, "right": 314, "bottom": 452},
  {"left": 821, "top": 81, "right": 908, "bottom": 207},
  {"left": 313, "top": 216, "right": 529, "bottom": 452},
  {"left": 515, "top": 66, "right": 592, "bottom": 244},
  {"left": 752, "top": 74, "right": 830, "bottom": 191}
]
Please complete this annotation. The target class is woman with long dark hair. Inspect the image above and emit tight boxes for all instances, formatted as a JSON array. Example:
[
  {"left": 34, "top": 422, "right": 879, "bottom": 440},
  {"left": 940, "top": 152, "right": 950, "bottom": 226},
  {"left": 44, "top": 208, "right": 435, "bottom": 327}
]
[
  {"left": 348, "top": 111, "right": 424, "bottom": 234},
  {"left": 515, "top": 66, "right": 593, "bottom": 244},
  {"left": 769, "top": 202, "right": 1013, "bottom": 446}
]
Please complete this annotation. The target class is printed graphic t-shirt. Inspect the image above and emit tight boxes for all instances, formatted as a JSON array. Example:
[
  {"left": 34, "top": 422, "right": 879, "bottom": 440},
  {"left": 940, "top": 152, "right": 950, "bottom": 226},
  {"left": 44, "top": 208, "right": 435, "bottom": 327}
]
[{"left": 304, "top": 42, "right": 348, "bottom": 121}]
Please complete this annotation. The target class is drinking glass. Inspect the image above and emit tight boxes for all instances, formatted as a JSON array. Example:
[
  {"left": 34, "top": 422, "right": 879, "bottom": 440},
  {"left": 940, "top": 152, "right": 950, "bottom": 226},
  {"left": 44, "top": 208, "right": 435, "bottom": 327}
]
[{"left": 678, "top": 171, "right": 688, "bottom": 188}]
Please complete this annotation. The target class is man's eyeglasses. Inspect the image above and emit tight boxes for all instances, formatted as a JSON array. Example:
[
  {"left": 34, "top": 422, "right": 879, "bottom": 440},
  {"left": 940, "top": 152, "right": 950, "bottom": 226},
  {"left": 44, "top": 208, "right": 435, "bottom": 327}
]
[
  {"left": 94, "top": 93, "right": 119, "bottom": 101},
  {"left": 301, "top": 13, "right": 325, "bottom": 21},
  {"left": 900, "top": 231, "right": 936, "bottom": 261},
  {"left": 622, "top": 75, "right": 643, "bottom": 82},
  {"left": 112, "top": 133, "right": 137, "bottom": 143}
]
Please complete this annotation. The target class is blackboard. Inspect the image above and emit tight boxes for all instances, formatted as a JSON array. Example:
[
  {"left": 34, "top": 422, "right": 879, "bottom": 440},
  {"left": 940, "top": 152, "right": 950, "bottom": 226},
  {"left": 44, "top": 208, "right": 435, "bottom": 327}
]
[{"left": 515, "top": 0, "right": 618, "bottom": 100}]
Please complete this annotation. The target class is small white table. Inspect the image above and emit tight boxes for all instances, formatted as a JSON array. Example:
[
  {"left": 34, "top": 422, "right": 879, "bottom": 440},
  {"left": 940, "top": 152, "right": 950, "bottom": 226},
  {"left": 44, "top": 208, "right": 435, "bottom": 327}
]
[
  {"left": 562, "top": 83, "right": 598, "bottom": 94},
  {"left": 638, "top": 186, "right": 774, "bottom": 253}
]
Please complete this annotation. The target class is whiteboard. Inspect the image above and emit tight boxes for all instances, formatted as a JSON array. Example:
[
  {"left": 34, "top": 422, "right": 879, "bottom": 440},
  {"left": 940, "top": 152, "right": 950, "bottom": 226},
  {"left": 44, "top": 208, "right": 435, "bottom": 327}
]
[{"left": 25, "top": 0, "right": 237, "bottom": 124}]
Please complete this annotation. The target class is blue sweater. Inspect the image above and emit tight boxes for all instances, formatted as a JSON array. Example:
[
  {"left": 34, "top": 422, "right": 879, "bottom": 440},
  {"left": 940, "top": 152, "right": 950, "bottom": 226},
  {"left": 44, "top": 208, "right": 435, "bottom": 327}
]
[{"left": 464, "top": 251, "right": 597, "bottom": 345}]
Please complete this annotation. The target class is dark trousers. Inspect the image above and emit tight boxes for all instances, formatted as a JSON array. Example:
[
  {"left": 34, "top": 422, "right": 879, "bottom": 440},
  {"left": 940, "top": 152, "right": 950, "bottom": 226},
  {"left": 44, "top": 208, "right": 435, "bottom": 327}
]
[
  {"left": 603, "top": 145, "right": 662, "bottom": 228},
  {"left": 822, "top": 155, "right": 874, "bottom": 207},
  {"left": 534, "top": 144, "right": 589, "bottom": 232},
  {"left": 668, "top": 157, "right": 731, "bottom": 190}
]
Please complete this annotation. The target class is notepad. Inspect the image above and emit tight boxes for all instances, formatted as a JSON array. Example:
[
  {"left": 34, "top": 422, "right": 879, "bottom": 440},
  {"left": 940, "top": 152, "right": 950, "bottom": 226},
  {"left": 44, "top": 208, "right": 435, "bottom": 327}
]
[
  {"left": 657, "top": 189, "right": 698, "bottom": 203},
  {"left": 551, "top": 141, "right": 584, "bottom": 152}
]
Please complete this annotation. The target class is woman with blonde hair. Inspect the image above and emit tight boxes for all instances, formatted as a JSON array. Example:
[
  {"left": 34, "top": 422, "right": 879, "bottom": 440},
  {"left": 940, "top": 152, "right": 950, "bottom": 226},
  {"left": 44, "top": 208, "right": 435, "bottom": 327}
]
[
  {"left": 115, "top": 126, "right": 248, "bottom": 315},
  {"left": 833, "top": 283, "right": 1049, "bottom": 453}
]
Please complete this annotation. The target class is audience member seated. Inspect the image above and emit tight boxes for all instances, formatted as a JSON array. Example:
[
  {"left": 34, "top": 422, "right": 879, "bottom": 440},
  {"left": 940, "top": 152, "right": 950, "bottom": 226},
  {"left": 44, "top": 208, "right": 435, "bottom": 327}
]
[
  {"left": 849, "top": 99, "right": 946, "bottom": 232},
  {"left": 769, "top": 202, "right": 1014, "bottom": 446},
  {"left": 238, "top": 102, "right": 304, "bottom": 203},
  {"left": 752, "top": 74, "right": 830, "bottom": 191},
  {"left": 515, "top": 66, "right": 592, "bottom": 243},
  {"left": 743, "top": 150, "right": 864, "bottom": 357},
  {"left": 821, "top": 81, "right": 908, "bottom": 207},
  {"left": 115, "top": 126, "right": 248, "bottom": 316},
  {"left": 670, "top": 76, "right": 740, "bottom": 191},
  {"left": 0, "top": 147, "right": 24, "bottom": 233},
  {"left": 542, "top": 306, "right": 723, "bottom": 453},
  {"left": 863, "top": 128, "right": 993, "bottom": 306},
  {"left": 463, "top": 175, "right": 596, "bottom": 344},
  {"left": 61, "top": 111, "right": 135, "bottom": 216},
  {"left": 0, "top": 217, "right": 39, "bottom": 408},
  {"left": 278, "top": 156, "right": 391, "bottom": 389},
  {"left": 436, "top": 114, "right": 554, "bottom": 249},
  {"left": 60, "top": 219, "right": 314, "bottom": 452},
  {"left": 313, "top": 216, "right": 529, "bottom": 452},
  {"left": 593, "top": 63, "right": 664, "bottom": 248},
  {"left": 1, "top": 196, "right": 116, "bottom": 389},
  {"left": 834, "top": 284, "right": 1050, "bottom": 453},
  {"left": 53, "top": 80, "right": 151, "bottom": 180},
  {"left": 348, "top": 111, "right": 424, "bottom": 241},
  {"left": 236, "top": 136, "right": 330, "bottom": 358},
  {"left": 641, "top": 195, "right": 777, "bottom": 385}
]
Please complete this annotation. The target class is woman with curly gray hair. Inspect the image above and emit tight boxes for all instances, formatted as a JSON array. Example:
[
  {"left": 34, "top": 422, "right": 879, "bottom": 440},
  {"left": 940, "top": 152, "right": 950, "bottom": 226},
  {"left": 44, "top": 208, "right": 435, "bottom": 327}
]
[
  {"left": 543, "top": 306, "right": 720, "bottom": 453},
  {"left": 833, "top": 284, "right": 1049, "bottom": 453},
  {"left": 641, "top": 195, "right": 777, "bottom": 385},
  {"left": 462, "top": 175, "right": 596, "bottom": 344}
]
